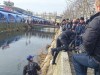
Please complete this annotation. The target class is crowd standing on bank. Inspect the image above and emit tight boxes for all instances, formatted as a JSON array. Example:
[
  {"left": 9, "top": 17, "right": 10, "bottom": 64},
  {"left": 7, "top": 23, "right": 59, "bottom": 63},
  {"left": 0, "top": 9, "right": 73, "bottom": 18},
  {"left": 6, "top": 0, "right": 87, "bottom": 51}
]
[{"left": 51, "top": 0, "right": 100, "bottom": 75}]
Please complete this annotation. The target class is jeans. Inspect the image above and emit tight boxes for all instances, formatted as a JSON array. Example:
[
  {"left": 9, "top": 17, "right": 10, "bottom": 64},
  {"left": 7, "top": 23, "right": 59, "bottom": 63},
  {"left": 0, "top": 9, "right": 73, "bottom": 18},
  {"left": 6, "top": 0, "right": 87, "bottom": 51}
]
[{"left": 72, "top": 53, "right": 99, "bottom": 75}]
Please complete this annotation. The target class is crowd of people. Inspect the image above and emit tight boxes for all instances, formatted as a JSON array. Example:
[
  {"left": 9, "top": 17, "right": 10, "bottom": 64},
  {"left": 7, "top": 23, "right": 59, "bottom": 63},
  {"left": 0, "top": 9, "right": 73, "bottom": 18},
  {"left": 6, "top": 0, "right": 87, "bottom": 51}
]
[
  {"left": 26, "top": 18, "right": 53, "bottom": 26},
  {"left": 51, "top": 0, "right": 100, "bottom": 75},
  {"left": 32, "top": 19, "right": 52, "bottom": 25},
  {"left": 51, "top": 17, "right": 86, "bottom": 65}
]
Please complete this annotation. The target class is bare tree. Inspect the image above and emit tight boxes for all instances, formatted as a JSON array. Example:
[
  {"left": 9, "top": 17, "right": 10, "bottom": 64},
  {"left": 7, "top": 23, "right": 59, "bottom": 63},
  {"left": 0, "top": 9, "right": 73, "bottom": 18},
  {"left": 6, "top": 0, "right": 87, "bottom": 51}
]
[
  {"left": 3, "top": 1, "right": 14, "bottom": 7},
  {"left": 63, "top": 0, "right": 95, "bottom": 20}
]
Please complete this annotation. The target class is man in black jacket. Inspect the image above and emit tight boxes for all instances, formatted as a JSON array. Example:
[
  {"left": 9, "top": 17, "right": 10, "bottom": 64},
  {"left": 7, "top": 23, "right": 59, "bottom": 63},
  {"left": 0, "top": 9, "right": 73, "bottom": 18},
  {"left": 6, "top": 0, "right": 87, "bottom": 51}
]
[
  {"left": 51, "top": 30, "right": 75, "bottom": 65},
  {"left": 72, "top": 0, "right": 100, "bottom": 75},
  {"left": 23, "top": 55, "right": 41, "bottom": 75}
]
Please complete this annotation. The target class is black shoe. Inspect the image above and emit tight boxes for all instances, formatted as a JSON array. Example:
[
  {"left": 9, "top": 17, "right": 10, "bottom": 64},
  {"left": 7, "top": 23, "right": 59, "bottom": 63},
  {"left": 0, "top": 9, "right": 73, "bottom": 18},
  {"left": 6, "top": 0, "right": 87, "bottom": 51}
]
[{"left": 52, "top": 62, "right": 56, "bottom": 65}]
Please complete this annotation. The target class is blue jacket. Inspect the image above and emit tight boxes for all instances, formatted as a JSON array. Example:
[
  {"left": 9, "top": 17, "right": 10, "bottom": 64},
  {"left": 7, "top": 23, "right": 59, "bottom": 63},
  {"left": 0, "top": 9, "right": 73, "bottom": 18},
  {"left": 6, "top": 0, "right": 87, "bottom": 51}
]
[{"left": 75, "top": 23, "right": 85, "bottom": 35}]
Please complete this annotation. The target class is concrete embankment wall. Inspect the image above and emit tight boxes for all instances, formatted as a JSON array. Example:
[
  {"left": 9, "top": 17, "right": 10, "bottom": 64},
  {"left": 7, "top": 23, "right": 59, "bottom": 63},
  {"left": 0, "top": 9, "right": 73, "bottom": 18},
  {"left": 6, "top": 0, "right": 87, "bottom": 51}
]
[{"left": 41, "top": 30, "right": 72, "bottom": 75}]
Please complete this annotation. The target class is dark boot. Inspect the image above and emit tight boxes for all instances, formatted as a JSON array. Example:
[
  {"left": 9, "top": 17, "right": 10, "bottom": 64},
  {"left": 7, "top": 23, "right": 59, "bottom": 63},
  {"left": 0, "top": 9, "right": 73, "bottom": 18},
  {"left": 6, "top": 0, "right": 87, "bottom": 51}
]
[
  {"left": 52, "top": 51, "right": 59, "bottom": 65},
  {"left": 52, "top": 60, "right": 56, "bottom": 65}
]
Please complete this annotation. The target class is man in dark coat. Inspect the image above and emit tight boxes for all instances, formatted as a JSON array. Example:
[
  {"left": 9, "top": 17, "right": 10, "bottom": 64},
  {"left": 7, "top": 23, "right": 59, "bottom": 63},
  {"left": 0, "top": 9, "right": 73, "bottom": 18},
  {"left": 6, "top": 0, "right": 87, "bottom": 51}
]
[
  {"left": 23, "top": 55, "right": 41, "bottom": 75},
  {"left": 72, "top": 0, "right": 100, "bottom": 75},
  {"left": 51, "top": 30, "right": 75, "bottom": 65}
]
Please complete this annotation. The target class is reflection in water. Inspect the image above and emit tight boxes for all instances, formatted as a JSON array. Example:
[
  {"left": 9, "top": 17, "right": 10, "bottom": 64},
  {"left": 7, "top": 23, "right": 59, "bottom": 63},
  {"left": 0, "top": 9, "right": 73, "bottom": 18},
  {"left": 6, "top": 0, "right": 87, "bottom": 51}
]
[
  {"left": 0, "top": 29, "right": 55, "bottom": 50},
  {"left": 0, "top": 32, "right": 23, "bottom": 50},
  {"left": 26, "top": 28, "right": 55, "bottom": 38}
]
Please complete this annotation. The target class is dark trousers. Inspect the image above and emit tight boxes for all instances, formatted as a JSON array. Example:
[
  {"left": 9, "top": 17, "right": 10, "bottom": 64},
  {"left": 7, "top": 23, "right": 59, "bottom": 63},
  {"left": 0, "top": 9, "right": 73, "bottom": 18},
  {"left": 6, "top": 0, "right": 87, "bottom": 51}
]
[
  {"left": 72, "top": 53, "right": 99, "bottom": 75},
  {"left": 51, "top": 48, "right": 59, "bottom": 64}
]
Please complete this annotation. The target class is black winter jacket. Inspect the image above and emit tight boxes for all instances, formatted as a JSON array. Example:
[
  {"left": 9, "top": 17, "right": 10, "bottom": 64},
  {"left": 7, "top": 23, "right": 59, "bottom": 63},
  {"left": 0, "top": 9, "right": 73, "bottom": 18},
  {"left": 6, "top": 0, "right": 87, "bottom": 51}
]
[
  {"left": 23, "top": 62, "right": 41, "bottom": 75},
  {"left": 59, "top": 30, "right": 75, "bottom": 41},
  {"left": 82, "top": 12, "right": 100, "bottom": 62}
]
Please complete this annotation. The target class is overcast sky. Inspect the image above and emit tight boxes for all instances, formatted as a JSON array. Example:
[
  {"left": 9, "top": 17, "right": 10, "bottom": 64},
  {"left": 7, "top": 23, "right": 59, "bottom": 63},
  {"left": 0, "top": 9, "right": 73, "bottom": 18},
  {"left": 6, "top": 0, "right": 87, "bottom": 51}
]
[{"left": 0, "top": 0, "right": 67, "bottom": 14}]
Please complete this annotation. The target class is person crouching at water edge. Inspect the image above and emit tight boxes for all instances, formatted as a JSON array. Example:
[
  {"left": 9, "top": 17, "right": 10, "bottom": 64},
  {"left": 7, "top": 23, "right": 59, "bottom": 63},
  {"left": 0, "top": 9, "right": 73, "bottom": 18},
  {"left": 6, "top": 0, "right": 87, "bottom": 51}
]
[
  {"left": 23, "top": 55, "right": 41, "bottom": 75},
  {"left": 51, "top": 30, "right": 76, "bottom": 65}
]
